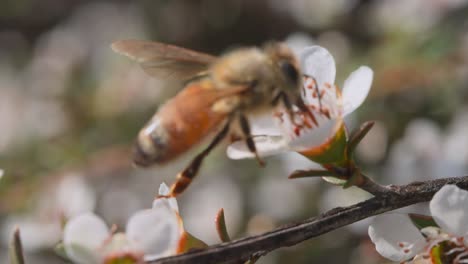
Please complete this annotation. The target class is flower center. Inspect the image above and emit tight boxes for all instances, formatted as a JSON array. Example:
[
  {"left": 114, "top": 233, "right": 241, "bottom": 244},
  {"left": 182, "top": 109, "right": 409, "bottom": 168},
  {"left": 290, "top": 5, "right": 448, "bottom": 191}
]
[{"left": 274, "top": 77, "right": 343, "bottom": 139}]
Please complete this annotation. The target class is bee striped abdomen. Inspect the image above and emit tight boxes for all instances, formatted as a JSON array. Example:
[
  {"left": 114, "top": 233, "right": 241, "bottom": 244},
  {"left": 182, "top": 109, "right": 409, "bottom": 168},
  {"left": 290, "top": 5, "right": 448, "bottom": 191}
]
[{"left": 133, "top": 79, "right": 233, "bottom": 166}]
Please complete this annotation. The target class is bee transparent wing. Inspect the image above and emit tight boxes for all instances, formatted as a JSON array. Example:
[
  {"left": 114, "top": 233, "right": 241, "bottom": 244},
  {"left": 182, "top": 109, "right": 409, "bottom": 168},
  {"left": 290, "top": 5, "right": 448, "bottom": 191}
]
[{"left": 111, "top": 40, "right": 217, "bottom": 80}]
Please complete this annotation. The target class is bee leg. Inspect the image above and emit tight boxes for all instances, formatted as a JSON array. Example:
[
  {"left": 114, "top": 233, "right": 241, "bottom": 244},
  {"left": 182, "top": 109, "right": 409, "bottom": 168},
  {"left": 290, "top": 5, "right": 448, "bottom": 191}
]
[
  {"left": 168, "top": 120, "right": 231, "bottom": 197},
  {"left": 273, "top": 92, "right": 294, "bottom": 120},
  {"left": 295, "top": 98, "right": 318, "bottom": 127},
  {"left": 274, "top": 92, "right": 307, "bottom": 128},
  {"left": 275, "top": 91, "right": 319, "bottom": 131},
  {"left": 239, "top": 114, "right": 266, "bottom": 167},
  {"left": 271, "top": 90, "right": 285, "bottom": 107}
]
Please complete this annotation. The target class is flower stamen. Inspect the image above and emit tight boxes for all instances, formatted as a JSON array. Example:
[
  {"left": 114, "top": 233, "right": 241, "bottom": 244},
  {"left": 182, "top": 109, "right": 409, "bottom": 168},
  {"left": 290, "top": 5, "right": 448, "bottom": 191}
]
[{"left": 454, "top": 251, "right": 468, "bottom": 263}]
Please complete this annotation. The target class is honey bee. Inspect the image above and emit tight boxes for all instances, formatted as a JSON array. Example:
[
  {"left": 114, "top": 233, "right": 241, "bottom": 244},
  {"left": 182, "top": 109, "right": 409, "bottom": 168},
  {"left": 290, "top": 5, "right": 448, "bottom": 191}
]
[{"left": 112, "top": 40, "right": 315, "bottom": 197}]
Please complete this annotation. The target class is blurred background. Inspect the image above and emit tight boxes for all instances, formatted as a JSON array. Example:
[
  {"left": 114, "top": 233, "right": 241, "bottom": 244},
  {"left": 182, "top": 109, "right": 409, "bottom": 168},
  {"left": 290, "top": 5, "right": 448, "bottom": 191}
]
[{"left": 1, "top": 0, "right": 468, "bottom": 263}]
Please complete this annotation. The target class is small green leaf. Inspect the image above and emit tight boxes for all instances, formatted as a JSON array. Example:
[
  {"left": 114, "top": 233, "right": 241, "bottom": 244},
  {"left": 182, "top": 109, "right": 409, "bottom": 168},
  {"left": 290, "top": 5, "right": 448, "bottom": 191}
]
[
  {"left": 347, "top": 121, "right": 374, "bottom": 155},
  {"left": 288, "top": 169, "right": 336, "bottom": 179},
  {"left": 343, "top": 170, "right": 364, "bottom": 189},
  {"left": 9, "top": 227, "right": 25, "bottom": 264},
  {"left": 409, "top": 214, "right": 438, "bottom": 230},
  {"left": 177, "top": 231, "right": 208, "bottom": 253},
  {"left": 54, "top": 242, "right": 70, "bottom": 261},
  {"left": 64, "top": 242, "right": 101, "bottom": 264},
  {"left": 321, "top": 176, "right": 347, "bottom": 186},
  {"left": 215, "top": 208, "right": 231, "bottom": 242},
  {"left": 299, "top": 120, "right": 348, "bottom": 165}
]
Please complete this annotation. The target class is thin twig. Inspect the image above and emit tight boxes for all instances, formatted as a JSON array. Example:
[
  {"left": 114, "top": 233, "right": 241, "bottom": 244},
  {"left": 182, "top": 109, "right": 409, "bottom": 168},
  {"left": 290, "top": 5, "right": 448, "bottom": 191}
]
[
  {"left": 149, "top": 176, "right": 468, "bottom": 264},
  {"left": 9, "top": 227, "right": 25, "bottom": 264},
  {"left": 357, "top": 172, "right": 397, "bottom": 196}
]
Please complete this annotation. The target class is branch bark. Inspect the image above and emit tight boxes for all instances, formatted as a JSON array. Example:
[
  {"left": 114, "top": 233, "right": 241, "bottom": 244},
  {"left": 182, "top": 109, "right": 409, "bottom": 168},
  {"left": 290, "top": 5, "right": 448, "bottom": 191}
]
[{"left": 148, "top": 176, "right": 468, "bottom": 264}]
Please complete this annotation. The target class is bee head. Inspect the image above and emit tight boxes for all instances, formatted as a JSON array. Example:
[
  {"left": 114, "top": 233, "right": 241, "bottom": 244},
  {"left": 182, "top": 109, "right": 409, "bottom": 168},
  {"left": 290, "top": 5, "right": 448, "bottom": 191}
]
[{"left": 264, "top": 42, "right": 301, "bottom": 91}]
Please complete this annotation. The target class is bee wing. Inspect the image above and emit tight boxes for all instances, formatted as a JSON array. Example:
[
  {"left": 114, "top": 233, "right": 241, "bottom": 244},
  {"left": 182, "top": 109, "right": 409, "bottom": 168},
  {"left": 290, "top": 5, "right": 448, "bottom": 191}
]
[{"left": 111, "top": 40, "right": 217, "bottom": 80}]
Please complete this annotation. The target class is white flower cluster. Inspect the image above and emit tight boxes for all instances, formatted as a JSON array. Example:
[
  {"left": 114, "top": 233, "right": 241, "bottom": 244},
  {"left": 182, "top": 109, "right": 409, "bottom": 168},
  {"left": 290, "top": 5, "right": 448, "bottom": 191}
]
[
  {"left": 62, "top": 183, "right": 184, "bottom": 264},
  {"left": 369, "top": 185, "right": 468, "bottom": 263}
]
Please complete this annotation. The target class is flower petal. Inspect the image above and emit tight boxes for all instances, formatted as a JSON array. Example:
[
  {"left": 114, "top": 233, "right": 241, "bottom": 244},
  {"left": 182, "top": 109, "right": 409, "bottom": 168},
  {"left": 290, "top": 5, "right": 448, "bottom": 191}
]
[
  {"left": 430, "top": 184, "right": 468, "bottom": 237},
  {"left": 157, "top": 183, "right": 179, "bottom": 212},
  {"left": 101, "top": 233, "right": 144, "bottom": 262},
  {"left": 341, "top": 66, "right": 373, "bottom": 116},
  {"left": 2, "top": 216, "right": 62, "bottom": 252},
  {"left": 158, "top": 183, "right": 170, "bottom": 196},
  {"left": 368, "top": 214, "right": 426, "bottom": 262},
  {"left": 63, "top": 213, "right": 109, "bottom": 264},
  {"left": 226, "top": 135, "right": 289, "bottom": 160},
  {"left": 300, "top": 46, "right": 336, "bottom": 87},
  {"left": 288, "top": 117, "right": 338, "bottom": 151},
  {"left": 126, "top": 207, "right": 182, "bottom": 259},
  {"left": 299, "top": 46, "right": 336, "bottom": 104},
  {"left": 56, "top": 174, "right": 96, "bottom": 219},
  {"left": 248, "top": 113, "right": 282, "bottom": 136}
]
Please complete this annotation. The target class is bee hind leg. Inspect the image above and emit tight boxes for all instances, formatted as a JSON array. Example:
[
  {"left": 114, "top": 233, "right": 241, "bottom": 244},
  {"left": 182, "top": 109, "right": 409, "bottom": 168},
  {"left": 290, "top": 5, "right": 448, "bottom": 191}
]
[
  {"left": 167, "top": 120, "right": 231, "bottom": 197},
  {"left": 239, "top": 114, "right": 266, "bottom": 167}
]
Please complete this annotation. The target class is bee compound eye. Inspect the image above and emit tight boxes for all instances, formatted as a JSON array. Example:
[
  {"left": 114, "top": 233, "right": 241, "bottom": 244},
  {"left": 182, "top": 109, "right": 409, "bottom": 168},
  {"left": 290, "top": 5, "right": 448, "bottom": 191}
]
[{"left": 280, "top": 62, "right": 299, "bottom": 87}]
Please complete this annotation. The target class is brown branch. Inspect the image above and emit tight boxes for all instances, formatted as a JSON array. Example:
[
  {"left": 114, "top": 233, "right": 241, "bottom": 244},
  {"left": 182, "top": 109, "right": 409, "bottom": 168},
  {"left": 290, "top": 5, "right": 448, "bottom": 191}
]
[
  {"left": 148, "top": 176, "right": 468, "bottom": 264},
  {"left": 357, "top": 172, "right": 397, "bottom": 196}
]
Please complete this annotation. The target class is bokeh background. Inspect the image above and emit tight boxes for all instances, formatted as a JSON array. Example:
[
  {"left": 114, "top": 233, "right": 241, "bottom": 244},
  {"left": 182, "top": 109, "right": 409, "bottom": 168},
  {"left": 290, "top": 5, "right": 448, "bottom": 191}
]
[{"left": 1, "top": 0, "right": 468, "bottom": 263}]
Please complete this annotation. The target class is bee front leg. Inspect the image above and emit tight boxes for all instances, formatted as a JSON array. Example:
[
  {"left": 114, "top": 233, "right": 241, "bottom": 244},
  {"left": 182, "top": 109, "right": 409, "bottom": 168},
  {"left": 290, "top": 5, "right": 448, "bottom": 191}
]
[
  {"left": 238, "top": 114, "right": 266, "bottom": 167},
  {"left": 273, "top": 92, "right": 306, "bottom": 127},
  {"left": 273, "top": 91, "right": 318, "bottom": 130},
  {"left": 167, "top": 120, "right": 231, "bottom": 197}
]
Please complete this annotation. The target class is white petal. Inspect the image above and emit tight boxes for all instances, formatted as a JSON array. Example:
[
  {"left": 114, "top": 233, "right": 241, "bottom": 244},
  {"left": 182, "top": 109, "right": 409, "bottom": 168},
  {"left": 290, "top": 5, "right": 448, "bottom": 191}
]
[
  {"left": 226, "top": 135, "right": 289, "bottom": 160},
  {"left": 248, "top": 113, "right": 282, "bottom": 136},
  {"left": 2, "top": 216, "right": 62, "bottom": 252},
  {"left": 279, "top": 152, "right": 321, "bottom": 175},
  {"left": 157, "top": 183, "right": 179, "bottom": 212},
  {"left": 126, "top": 207, "right": 181, "bottom": 259},
  {"left": 430, "top": 185, "right": 468, "bottom": 237},
  {"left": 56, "top": 174, "right": 96, "bottom": 219},
  {"left": 288, "top": 117, "right": 338, "bottom": 151},
  {"left": 412, "top": 254, "right": 433, "bottom": 264},
  {"left": 300, "top": 46, "right": 336, "bottom": 87},
  {"left": 158, "top": 182, "right": 170, "bottom": 196},
  {"left": 368, "top": 214, "right": 426, "bottom": 262},
  {"left": 299, "top": 46, "right": 336, "bottom": 105},
  {"left": 101, "top": 233, "right": 142, "bottom": 260},
  {"left": 152, "top": 197, "right": 178, "bottom": 214},
  {"left": 341, "top": 66, "right": 373, "bottom": 116},
  {"left": 63, "top": 213, "right": 109, "bottom": 264}
]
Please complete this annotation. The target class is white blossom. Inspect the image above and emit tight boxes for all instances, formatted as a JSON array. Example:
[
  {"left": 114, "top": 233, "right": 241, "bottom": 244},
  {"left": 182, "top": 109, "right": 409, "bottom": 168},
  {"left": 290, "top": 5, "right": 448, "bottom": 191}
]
[
  {"left": 63, "top": 183, "right": 184, "bottom": 263},
  {"left": 1, "top": 173, "right": 95, "bottom": 252},
  {"left": 227, "top": 45, "right": 373, "bottom": 160},
  {"left": 369, "top": 185, "right": 468, "bottom": 263}
]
